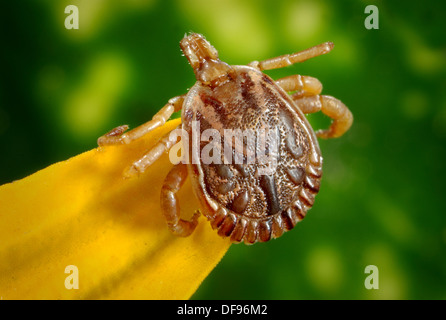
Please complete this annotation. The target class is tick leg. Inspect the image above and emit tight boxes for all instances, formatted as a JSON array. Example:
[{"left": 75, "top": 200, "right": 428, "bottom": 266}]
[
  {"left": 122, "top": 125, "right": 181, "bottom": 178},
  {"left": 292, "top": 95, "right": 353, "bottom": 138},
  {"left": 97, "top": 95, "right": 185, "bottom": 146},
  {"left": 275, "top": 74, "right": 322, "bottom": 98},
  {"left": 161, "top": 163, "right": 200, "bottom": 237},
  {"left": 249, "top": 42, "right": 334, "bottom": 71}
]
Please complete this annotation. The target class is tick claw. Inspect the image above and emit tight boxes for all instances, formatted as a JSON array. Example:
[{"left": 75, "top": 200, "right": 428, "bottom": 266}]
[{"left": 123, "top": 165, "right": 140, "bottom": 179}]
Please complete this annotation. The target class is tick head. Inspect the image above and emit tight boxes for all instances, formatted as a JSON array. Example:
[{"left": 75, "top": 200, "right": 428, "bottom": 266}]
[
  {"left": 180, "top": 33, "right": 233, "bottom": 87},
  {"left": 180, "top": 33, "right": 218, "bottom": 68}
]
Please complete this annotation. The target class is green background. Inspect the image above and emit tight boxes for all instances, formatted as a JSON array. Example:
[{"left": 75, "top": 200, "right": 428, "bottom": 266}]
[{"left": 1, "top": 0, "right": 445, "bottom": 299}]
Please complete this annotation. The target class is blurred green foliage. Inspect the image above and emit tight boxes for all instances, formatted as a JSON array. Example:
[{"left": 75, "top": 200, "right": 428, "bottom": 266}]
[{"left": 1, "top": 0, "right": 445, "bottom": 299}]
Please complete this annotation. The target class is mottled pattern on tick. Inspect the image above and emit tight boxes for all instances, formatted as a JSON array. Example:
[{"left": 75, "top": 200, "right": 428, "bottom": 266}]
[{"left": 183, "top": 66, "right": 322, "bottom": 232}]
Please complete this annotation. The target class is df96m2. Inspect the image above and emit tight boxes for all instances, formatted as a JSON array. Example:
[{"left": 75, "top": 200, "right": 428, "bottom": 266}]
[{"left": 221, "top": 304, "right": 267, "bottom": 315}]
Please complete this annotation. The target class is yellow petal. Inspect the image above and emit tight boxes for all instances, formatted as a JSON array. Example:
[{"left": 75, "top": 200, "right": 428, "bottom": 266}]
[{"left": 0, "top": 119, "right": 231, "bottom": 300}]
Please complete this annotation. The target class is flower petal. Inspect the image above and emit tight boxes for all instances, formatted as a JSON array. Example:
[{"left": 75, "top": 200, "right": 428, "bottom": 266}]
[{"left": 0, "top": 119, "right": 231, "bottom": 299}]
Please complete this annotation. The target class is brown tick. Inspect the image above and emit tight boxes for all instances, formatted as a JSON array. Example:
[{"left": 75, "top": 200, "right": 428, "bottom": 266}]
[{"left": 98, "top": 33, "right": 353, "bottom": 244}]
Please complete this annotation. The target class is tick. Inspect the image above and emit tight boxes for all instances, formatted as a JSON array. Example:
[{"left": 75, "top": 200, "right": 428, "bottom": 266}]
[{"left": 98, "top": 33, "right": 353, "bottom": 244}]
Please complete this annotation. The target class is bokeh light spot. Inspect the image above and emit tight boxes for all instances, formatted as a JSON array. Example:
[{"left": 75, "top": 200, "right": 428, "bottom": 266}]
[
  {"left": 306, "top": 245, "right": 344, "bottom": 293},
  {"left": 62, "top": 52, "right": 132, "bottom": 140},
  {"left": 282, "top": 0, "right": 326, "bottom": 46}
]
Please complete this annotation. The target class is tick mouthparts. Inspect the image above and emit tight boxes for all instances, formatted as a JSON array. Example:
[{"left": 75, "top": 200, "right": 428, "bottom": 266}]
[
  {"left": 180, "top": 33, "right": 219, "bottom": 69},
  {"left": 180, "top": 33, "right": 233, "bottom": 86}
]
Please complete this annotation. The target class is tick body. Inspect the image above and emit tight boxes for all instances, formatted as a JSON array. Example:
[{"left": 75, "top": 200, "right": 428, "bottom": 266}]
[{"left": 98, "top": 33, "right": 353, "bottom": 244}]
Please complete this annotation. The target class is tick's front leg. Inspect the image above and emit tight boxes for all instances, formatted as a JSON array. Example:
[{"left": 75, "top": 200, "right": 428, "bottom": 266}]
[
  {"left": 249, "top": 42, "right": 333, "bottom": 71},
  {"left": 292, "top": 95, "right": 353, "bottom": 138},
  {"left": 161, "top": 163, "right": 200, "bottom": 237},
  {"left": 97, "top": 95, "right": 185, "bottom": 146}
]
